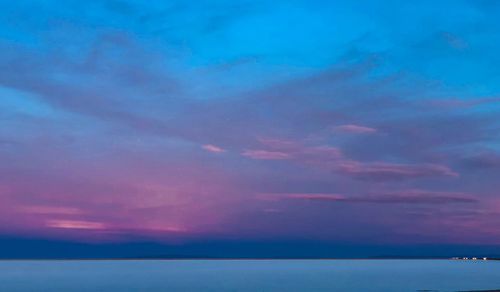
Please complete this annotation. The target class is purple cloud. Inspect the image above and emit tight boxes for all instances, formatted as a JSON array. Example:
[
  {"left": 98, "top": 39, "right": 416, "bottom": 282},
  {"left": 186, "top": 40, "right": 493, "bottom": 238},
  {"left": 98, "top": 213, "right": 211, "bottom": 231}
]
[
  {"left": 241, "top": 137, "right": 459, "bottom": 183},
  {"left": 337, "top": 161, "right": 459, "bottom": 180},
  {"left": 462, "top": 151, "right": 500, "bottom": 168},
  {"left": 281, "top": 189, "right": 478, "bottom": 205},
  {"left": 242, "top": 149, "right": 291, "bottom": 160},
  {"left": 242, "top": 138, "right": 341, "bottom": 164}
]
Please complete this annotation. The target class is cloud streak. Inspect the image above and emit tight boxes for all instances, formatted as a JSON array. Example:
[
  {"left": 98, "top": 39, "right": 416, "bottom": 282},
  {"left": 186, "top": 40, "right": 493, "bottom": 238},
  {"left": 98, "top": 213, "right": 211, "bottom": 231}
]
[
  {"left": 337, "top": 161, "right": 459, "bottom": 180},
  {"left": 282, "top": 189, "right": 478, "bottom": 205},
  {"left": 242, "top": 149, "right": 291, "bottom": 160},
  {"left": 202, "top": 144, "right": 226, "bottom": 153},
  {"left": 334, "top": 124, "right": 378, "bottom": 134},
  {"left": 462, "top": 151, "right": 500, "bottom": 169},
  {"left": 46, "top": 220, "right": 106, "bottom": 230}
]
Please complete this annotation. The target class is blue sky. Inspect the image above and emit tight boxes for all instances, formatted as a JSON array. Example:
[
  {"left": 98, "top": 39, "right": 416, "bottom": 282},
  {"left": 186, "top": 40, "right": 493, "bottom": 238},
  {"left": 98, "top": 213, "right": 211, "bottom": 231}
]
[{"left": 1, "top": 0, "right": 500, "bottom": 257}]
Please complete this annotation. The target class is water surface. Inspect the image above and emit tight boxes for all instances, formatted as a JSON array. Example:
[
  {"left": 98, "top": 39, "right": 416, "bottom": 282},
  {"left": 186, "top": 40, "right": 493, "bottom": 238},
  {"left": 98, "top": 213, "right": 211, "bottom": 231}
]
[{"left": 0, "top": 259, "right": 499, "bottom": 291}]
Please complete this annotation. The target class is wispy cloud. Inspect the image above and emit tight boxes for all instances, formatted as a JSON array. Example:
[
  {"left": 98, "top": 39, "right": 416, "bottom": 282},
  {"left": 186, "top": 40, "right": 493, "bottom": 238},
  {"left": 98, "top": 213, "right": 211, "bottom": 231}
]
[
  {"left": 337, "top": 161, "right": 458, "bottom": 180},
  {"left": 46, "top": 220, "right": 106, "bottom": 230},
  {"left": 202, "top": 144, "right": 226, "bottom": 153},
  {"left": 243, "top": 137, "right": 459, "bottom": 182},
  {"left": 334, "top": 124, "right": 378, "bottom": 134},
  {"left": 242, "top": 138, "right": 341, "bottom": 164},
  {"left": 462, "top": 151, "right": 500, "bottom": 169},
  {"left": 280, "top": 189, "right": 478, "bottom": 205},
  {"left": 242, "top": 149, "right": 291, "bottom": 160}
]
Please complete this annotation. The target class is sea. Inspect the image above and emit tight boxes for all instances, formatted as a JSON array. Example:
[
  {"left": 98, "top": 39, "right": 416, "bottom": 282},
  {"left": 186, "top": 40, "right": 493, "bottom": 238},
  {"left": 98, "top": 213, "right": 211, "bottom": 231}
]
[{"left": 0, "top": 259, "right": 499, "bottom": 291}]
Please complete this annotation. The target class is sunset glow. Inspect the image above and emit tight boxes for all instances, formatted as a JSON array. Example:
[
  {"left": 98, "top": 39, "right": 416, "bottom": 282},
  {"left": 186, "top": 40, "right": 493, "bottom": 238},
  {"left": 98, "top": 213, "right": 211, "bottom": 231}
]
[{"left": 1, "top": 0, "right": 500, "bottom": 257}]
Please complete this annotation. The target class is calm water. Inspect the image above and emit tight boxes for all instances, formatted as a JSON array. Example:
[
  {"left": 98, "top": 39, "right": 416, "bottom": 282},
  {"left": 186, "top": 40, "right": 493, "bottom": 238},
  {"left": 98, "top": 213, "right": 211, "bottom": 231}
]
[{"left": 0, "top": 259, "right": 499, "bottom": 291}]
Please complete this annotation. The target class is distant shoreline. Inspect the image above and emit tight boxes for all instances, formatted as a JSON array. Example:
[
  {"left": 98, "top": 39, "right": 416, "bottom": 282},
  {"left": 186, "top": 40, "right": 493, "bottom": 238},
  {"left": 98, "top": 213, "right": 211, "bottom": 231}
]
[{"left": 0, "top": 257, "right": 498, "bottom": 261}]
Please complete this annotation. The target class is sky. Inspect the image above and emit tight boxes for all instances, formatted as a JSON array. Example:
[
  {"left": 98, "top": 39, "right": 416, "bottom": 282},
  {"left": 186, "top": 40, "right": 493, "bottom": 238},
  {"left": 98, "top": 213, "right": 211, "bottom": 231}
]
[{"left": 1, "top": 0, "right": 500, "bottom": 257}]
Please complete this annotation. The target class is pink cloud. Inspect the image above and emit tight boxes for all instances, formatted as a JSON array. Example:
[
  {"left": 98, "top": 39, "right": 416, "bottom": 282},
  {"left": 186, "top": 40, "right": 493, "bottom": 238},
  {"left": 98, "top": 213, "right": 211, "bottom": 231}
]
[
  {"left": 334, "top": 124, "right": 378, "bottom": 134},
  {"left": 242, "top": 149, "right": 291, "bottom": 160},
  {"left": 201, "top": 144, "right": 226, "bottom": 153},
  {"left": 337, "top": 161, "right": 458, "bottom": 180},
  {"left": 0, "top": 147, "right": 246, "bottom": 241},
  {"left": 246, "top": 138, "right": 457, "bottom": 186},
  {"left": 46, "top": 220, "right": 106, "bottom": 230}
]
